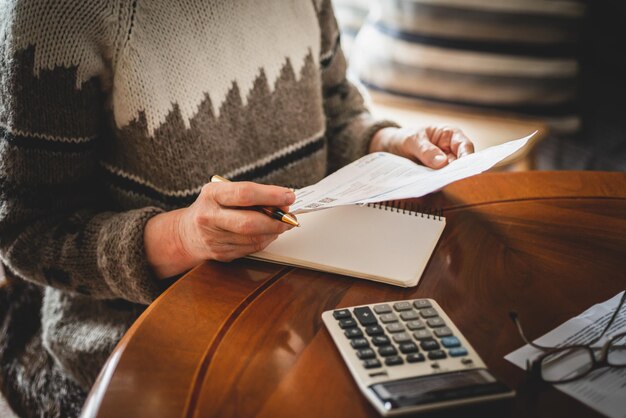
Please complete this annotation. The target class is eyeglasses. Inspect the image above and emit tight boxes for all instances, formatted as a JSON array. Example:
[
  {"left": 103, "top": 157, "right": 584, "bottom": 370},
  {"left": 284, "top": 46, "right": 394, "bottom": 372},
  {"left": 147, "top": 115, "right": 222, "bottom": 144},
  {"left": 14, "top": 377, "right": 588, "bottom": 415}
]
[{"left": 509, "top": 290, "right": 626, "bottom": 384}]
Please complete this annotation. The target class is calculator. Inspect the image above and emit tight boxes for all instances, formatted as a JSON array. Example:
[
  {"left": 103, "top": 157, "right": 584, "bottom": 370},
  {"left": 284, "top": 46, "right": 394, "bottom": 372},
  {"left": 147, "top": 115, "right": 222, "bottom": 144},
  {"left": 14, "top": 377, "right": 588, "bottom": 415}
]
[{"left": 322, "top": 299, "right": 514, "bottom": 415}]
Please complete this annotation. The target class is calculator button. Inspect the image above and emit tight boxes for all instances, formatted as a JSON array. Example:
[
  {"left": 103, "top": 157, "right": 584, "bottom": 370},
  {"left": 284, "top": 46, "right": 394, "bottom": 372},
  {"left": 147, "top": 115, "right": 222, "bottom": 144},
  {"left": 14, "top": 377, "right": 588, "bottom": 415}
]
[
  {"left": 426, "top": 317, "right": 446, "bottom": 328},
  {"left": 428, "top": 350, "right": 447, "bottom": 360},
  {"left": 399, "top": 342, "right": 418, "bottom": 354},
  {"left": 357, "top": 348, "right": 376, "bottom": 359},
  {"left": 420, "top": 339, "right": 440, "bottom": 351},
  {"left": 392, "top": 332, "right": 411, "bottom": 343},
  {"left": 385, "top": 323, "right": 405, "bottom": 333},
  {"left": 353, "top": 306, "right": 378, "bottom": 326},
  {"left": 363, "top": 359, "right": 382, "bottom": 369},
  {"left": 433, "top": 327, "right": 453, "bottom": 338},
  {"left": 440, "top": 336, "right": 460, "bottom": 348},
  {"left": 399, "top": 310, "right": 419, "bottom": 321},
  {"left": 462, "top": 358, "right": 474, "bottom": 365},
  {"left": 419, "top": 308, "right": 438, "bottom": 318},
  {"left": 333, "top": 309, "right": 351, "bottom": 320},
  {"left": 406, "top": 352, "right": 426, "bottom": 363},
  {"left": 379, "top": 313, "right": 399, "bottom": 323},
  {"left": 384, "top": 356, "right": 404, "bottom": 366},
  {"left": 393, "top": 301, "right": 413, "bottom": 311},
  {"left": 365, "top": 325, "right": 384, "bottom": 336},
  {"left": 413, "top": 300, "right": 432, "bottom": 309},
  {"left": 449, "top": 347, "right": 469, "bottom": 357},
  {"left": 373, "top": 304, "right": 392, "bottom": 314},
  {"left": 338, "top": 318, "right": 357, "bottom": 329},
  {"left": 412, "top": 329, "right": 433, "bottom": 341},
  {"left": 371, "top": 335, "right": 391, "bottom": 346},
  {"left": 378, "top": 345, "right": 398, "bottom": 357},
  {"left": 350, "top": 338, "right": 369, "bottom": 349},
  {"left": 344, "top": 328, "right": 363, "bottom": 338},
  {"left": 406, "top": 320, "right": 425, "bottom": 330}
]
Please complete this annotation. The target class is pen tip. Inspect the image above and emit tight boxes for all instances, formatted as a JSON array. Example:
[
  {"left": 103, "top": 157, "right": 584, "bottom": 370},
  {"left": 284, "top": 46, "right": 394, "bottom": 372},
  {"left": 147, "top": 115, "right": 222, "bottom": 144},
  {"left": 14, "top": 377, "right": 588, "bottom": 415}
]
[{"left": 282, "top": 213, "right": 300, "bottom": 227}]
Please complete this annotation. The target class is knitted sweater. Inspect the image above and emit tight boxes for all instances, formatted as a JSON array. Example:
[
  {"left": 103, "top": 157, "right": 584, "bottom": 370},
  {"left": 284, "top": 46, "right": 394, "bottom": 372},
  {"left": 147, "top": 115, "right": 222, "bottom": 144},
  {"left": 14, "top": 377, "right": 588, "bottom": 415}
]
[{"left": 0, "top": 0, "right": 394, "bottom": 416}]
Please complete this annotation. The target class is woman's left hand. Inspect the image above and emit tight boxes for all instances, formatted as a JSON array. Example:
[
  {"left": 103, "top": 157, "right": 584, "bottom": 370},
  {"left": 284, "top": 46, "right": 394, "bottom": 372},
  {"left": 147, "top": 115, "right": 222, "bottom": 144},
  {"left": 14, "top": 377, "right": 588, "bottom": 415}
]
[{"left": 369, "top": 126, "right": 475, "bottom": 168}]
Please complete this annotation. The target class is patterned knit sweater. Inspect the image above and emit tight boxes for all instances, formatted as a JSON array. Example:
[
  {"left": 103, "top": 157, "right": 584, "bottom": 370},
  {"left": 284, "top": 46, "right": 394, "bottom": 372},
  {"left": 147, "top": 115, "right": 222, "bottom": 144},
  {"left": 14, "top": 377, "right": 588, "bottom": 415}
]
[{"left": 0, "top": 0, "right": 394, "bottom": 416}]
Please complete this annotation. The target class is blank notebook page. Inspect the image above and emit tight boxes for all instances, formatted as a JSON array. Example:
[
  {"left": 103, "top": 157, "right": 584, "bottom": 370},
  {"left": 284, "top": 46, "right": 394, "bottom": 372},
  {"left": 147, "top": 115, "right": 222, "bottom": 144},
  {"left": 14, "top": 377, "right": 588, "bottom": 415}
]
[{"left": 251, "top": 204, "right": 446, "bottom": 287}]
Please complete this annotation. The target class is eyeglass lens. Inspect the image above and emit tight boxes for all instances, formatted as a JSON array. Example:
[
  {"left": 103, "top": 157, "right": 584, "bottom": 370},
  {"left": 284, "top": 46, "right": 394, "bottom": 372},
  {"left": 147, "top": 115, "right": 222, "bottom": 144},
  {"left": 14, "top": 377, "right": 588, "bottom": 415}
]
[
  {"left": 608, "top": 334, "right": 626, "bottom": 366},
  {"left": 540, "top": 347, "right": 594, "bottom": 383}
]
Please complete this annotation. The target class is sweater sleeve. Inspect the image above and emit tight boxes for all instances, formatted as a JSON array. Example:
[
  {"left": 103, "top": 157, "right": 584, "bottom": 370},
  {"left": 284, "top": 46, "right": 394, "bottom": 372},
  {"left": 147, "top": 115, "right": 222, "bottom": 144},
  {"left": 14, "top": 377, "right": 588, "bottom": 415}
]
[
  {"left": 317, "top": 0, "right": 399, "bottom": 173},
  {"left": 0, "top": 2, "right": 165, "bottom": 305}
]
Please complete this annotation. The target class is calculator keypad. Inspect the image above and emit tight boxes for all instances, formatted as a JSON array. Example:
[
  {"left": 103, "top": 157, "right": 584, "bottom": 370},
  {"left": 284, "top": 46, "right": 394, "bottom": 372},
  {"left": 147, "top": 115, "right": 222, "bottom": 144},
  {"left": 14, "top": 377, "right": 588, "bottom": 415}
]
[
  {"left": 344, "top": 328, "right": 363, "bottom": 338},
  {"left": 331, "top": 299, "right": 470, "bottom": 371},
  {"left": 379, "top": 313, "right": 398, "bottom": 323}
]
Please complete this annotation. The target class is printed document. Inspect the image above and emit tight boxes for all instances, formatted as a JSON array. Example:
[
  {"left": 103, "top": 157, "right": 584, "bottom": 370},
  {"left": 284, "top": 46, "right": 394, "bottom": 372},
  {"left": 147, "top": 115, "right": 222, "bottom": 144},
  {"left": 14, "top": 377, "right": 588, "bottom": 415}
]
[
  {"left": 290, "top": 133, "right": 533, "bottom": 214},
  {"left": 505, "top": 291, "right": 626, "bottom": 418}
]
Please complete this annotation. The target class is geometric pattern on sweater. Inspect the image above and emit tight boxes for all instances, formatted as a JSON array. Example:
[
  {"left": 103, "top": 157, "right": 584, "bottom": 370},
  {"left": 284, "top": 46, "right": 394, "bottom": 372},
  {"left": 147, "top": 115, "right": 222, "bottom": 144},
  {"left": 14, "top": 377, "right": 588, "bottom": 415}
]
[
  {"left": 101, "top": 53, "right": 328, "bottom": 209},
  {"left": 1, "top": 0, "right": 322, "bottom": 135},
  {"left": 111, "top": 0, "right": 322, "bottom": 134}
]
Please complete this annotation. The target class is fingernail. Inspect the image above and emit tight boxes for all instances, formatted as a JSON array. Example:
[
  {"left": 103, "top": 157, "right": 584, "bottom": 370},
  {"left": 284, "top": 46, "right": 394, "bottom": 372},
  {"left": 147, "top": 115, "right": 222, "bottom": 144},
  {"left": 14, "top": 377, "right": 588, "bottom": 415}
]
[
  {"left": 284, "top": 190, "right": 295, "bottom": 205},
  {"left": 433, "top": 154, "right": 446, "bottom": 165}
]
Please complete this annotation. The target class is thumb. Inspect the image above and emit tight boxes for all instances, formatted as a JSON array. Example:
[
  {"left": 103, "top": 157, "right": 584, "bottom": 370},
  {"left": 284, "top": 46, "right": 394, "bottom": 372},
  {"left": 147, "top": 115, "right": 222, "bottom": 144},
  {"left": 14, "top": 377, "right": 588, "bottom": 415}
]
[{"left": 409, "top": 132, "right": 448, "bottom": 168}]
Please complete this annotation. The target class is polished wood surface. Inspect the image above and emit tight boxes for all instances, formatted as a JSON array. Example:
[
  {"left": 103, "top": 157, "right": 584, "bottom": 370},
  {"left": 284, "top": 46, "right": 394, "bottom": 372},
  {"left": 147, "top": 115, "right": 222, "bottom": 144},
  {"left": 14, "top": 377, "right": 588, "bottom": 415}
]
[{"left": 83, "top": 171, "right": 626, "bottom": 418}]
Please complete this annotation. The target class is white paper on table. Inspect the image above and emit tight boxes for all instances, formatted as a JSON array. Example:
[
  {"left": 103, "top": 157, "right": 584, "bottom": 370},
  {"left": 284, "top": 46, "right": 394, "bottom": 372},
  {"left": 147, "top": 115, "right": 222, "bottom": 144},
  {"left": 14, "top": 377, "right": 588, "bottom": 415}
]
[
  {"left": 505, "top": 291, "right": 626, "bottom": 418},
  {"left": 290, "top": 133, "right": 533, "bottom": 214}
]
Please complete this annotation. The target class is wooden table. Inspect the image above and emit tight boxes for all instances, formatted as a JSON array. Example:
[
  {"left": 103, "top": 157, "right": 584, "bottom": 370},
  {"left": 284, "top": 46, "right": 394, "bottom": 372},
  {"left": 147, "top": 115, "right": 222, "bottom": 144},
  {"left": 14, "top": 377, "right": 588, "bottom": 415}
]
[{"left": 82, "top": 171, "right": 626, "bottom": 418}]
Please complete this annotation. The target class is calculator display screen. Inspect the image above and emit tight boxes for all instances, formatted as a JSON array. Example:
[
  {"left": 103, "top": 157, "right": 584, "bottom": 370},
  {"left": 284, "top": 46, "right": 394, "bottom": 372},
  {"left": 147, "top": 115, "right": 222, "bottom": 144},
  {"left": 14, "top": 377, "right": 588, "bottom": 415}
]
[{"left": 370, "top": 369, "right": 511, "bottom": 410}]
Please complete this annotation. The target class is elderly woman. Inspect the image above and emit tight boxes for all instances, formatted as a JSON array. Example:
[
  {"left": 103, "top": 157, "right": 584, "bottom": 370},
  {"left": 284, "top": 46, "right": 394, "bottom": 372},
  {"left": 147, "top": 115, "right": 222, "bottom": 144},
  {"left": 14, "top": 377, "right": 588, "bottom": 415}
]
[{"left": 0, "top": 0, "right": 473, "bottom": 416}]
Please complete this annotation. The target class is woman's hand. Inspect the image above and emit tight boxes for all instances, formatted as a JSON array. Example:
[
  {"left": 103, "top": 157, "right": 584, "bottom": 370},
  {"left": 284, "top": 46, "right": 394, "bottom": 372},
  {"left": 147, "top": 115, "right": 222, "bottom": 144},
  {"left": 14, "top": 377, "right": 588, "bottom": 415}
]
[
  {"left": 144, "top": 181, "right": 296, "bottom": 279},
  {"left": 369, "top": 126, "right": 475, "bottom": 168}
]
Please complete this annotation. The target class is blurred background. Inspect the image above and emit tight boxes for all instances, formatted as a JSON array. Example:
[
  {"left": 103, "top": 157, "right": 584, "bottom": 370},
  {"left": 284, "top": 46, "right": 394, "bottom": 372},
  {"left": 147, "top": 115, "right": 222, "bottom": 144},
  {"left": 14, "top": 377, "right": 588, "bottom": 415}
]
[{"left": 332, "top": 0, "right": 626, "bottom": 171}]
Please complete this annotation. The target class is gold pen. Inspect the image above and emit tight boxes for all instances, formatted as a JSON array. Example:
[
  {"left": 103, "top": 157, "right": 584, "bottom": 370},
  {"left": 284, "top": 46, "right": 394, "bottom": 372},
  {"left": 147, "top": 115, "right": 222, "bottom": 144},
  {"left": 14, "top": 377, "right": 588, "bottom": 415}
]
[{"left": 210, "top": 175, "right": 300, "bottom": 227}]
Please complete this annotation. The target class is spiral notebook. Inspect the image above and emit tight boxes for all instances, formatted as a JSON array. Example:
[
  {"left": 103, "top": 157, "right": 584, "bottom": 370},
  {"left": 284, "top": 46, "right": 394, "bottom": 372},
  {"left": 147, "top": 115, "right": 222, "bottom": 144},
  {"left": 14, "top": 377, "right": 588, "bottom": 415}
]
[{"left": 250, "top": 203, "right": 446, "bottom": 287}]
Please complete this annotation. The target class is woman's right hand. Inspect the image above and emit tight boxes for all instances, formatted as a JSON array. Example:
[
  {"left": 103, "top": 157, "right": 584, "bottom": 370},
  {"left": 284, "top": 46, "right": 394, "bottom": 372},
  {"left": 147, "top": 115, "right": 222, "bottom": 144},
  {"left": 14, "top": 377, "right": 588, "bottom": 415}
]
[{"left": 144, "top": 181, "right": 296, "bottom": 279}]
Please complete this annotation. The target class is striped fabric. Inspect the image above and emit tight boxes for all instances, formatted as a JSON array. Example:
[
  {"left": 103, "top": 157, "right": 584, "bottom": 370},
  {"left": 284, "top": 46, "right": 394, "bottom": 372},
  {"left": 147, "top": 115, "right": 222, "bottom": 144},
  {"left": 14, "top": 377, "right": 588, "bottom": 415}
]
[{"left": 349, "top": 0, "right": 586, "bottom": 135}]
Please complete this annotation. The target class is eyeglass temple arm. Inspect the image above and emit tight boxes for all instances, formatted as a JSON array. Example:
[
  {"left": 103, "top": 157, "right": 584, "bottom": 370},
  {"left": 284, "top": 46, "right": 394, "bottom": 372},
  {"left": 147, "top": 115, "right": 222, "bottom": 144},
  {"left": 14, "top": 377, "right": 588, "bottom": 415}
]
[
  {"left": 510, "top": 290, "right": 625, "bottom": 349},
  {"left": 509, "top": 311, "right": 554, "bottom": 351},
  {"left": 588, "top": 290, "right": 626, "bottom": 345}
]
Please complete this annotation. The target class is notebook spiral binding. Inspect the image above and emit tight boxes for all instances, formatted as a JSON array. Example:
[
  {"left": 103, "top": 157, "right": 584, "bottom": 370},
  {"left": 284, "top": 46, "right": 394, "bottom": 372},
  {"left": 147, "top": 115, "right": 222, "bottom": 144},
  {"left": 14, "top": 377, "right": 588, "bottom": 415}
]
[{"left": 365, "top": 201, "right": 444, "bottom": 220}]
